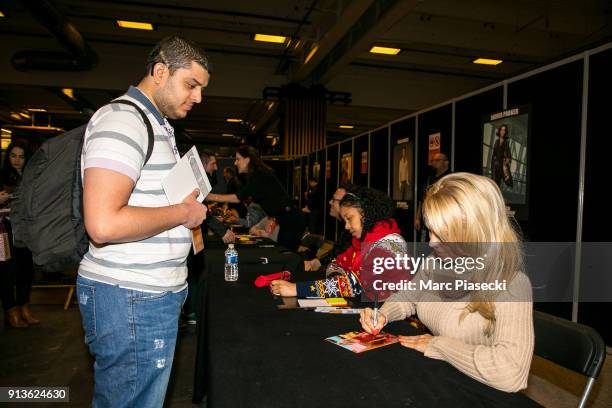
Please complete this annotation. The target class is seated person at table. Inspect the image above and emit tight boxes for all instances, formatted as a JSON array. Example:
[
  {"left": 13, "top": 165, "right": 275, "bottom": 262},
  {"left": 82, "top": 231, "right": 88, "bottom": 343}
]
[
  {"left": 270, "top": 186, "right": 407, "bottom": 298},
  {"left": 360, "top": 172, "right": 534, "bottom": 393},
  {"left": 228, "top": 198, "right": 266, "bottom": 228},
  {"left": 250, "top": 216, "right": 279, "bottom": 241},
  {"left": 303, "top": 184, "right": 357, "bottom": 272}
]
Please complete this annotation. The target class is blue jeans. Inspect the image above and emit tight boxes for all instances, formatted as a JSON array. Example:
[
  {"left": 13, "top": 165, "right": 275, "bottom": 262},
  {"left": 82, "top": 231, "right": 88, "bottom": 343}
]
[{"left": 77, "top": 275, "right": 187, "bottom": 408}]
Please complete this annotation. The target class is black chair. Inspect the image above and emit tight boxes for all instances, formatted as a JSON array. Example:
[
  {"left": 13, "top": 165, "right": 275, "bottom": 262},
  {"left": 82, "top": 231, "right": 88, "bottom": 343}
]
[{"left": 533, "top": 311, "right": 606, "bottom": 408}]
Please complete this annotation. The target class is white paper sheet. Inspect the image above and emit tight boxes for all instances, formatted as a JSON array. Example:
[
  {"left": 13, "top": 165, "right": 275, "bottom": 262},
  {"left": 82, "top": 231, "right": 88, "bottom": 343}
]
[
  {"left": 297, "top": 299, "right": 329, "bottom": 308},
  {"left": 161, "top": 146, "right": 212, "bottom": 204}
]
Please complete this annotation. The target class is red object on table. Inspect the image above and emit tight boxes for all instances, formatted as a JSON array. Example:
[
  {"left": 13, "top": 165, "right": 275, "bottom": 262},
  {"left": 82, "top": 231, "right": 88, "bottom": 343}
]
[{"left": 254, "top": 271, "right": 291, "bottom": 287}]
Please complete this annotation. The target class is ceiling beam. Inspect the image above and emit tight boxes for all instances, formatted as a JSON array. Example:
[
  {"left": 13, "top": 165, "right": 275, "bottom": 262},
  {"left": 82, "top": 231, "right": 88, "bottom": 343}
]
[
  {"left": 289, "top": 0, "right": 375, "bottom": 82},
  {"left": 305, "top": 0, "right": 420, "bottom": 85},
  {"left": 75, "top": 0, "right": 312, "bottom": 25}
]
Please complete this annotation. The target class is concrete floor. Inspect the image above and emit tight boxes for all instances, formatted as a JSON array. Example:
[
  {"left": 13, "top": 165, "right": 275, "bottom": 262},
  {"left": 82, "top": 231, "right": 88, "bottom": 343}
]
[
  {"left": 1, "top": 300, "right": 611, "bottom": 407},
  {"left": 0, "top": 304, "right": 201, "bottom": 407}
]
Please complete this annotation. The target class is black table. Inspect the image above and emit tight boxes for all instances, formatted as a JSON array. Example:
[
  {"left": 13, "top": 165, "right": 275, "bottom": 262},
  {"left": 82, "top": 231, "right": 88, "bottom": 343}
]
[
  {"left": 195, "top": 246, "right": 541, "bottom": 408},
  {"left": 193, "top": 242, "right": 305, "bottom": 401}
]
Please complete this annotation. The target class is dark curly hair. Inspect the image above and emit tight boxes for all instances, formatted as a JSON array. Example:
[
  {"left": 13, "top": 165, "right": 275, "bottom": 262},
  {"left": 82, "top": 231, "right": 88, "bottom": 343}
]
[{"left": 339, "top": 186, "right": 394, "bottom": 240}]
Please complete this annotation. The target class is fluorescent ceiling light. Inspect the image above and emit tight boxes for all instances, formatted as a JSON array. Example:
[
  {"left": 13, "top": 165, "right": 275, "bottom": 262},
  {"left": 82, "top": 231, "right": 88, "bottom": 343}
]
[
  {"left": 226, "top": 118, "right": 243, "bottom": 123},
  {"left": 222, "top": 133, "right": 234, "bottom": 137},
  {"left": 473, "top": 58, "right": 503, "bottom": 66},
  {"left": 305, "top": 45, "right": 319, "bottom": 64},
  {"left": 254, "top": 34, "right": 287, "bottom": 44},
  {"left": 27, "top": 108, "right": 47, "bottom": 112},
  {"left": 369, "top": 46, "right": 401, "bottom": 55},
  {"left": 338, "top": 125, "right": 354, "bottom": 129},
  {"left": 117, "top": 20, "right": 154, "bottom": 30},
  {"left": 62, "top": 88, "right": 76, "bottom": 100}
]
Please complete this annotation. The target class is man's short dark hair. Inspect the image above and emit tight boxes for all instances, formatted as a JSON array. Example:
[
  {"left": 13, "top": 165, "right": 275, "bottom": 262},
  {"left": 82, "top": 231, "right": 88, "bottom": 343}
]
[
  {"left": 200, "top": 149, "right": 216, "bottom": 165},
  {"left": 146, "top": 36, "right": 211, "bottom": 76}
]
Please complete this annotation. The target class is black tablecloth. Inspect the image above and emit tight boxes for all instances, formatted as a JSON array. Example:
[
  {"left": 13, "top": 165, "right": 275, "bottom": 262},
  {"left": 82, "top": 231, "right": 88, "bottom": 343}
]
[
  {"left": 195, "top": 246, "right": 541, "bottom": 408},
  {"left": 193, "top": 243, "right": 305, "bottom": 401}
]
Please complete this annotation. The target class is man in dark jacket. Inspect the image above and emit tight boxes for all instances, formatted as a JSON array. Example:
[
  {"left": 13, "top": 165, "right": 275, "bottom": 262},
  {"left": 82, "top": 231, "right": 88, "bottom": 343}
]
[{"left": 304, "top": 184, "right": 355, "bottom": 272}]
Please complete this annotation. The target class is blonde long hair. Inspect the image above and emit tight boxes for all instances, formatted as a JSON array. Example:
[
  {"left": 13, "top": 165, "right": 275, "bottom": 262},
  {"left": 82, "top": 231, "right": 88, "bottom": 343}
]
[{"left": 422, "top": 172, "right": 524, "bottom": 336}]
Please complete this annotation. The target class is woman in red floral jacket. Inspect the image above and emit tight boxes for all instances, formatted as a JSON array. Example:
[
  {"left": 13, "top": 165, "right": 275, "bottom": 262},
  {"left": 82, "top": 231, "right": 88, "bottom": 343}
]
[{"left": 271, "top": 187, "right": 409, "bottom": 298}]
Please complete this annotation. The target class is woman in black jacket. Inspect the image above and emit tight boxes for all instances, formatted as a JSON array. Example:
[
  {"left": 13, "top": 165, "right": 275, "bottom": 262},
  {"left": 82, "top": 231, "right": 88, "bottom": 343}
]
[
  {"left": 207, "top": 145, "right": 305, "bottom": 251},
  {"left": 1, "top": 140, "right": 38, "bottom": 328}
]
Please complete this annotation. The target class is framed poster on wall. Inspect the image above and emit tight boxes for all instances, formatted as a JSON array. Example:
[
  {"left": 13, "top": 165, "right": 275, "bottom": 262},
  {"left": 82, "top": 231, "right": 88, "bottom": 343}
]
[
  {"left": 361, "top": 151, "right": 368, "bottom": 174},
  {"left": 313, "top": 162, "right": 321, "bottom": 181},
  {"left": 340, "top": 153, "right": 352, "bottom": 184},
  {"left": 293, "top": 166, "right": 302, "bottom": 201},
  {"left": 482, "top": 106, "right": 530, "bottom": 205},
  {"left": 428, "top": 132, "right": 441, "bottom": 165},
  {"left": 392, "top": 138, "right": 413, "bottom": 202}
]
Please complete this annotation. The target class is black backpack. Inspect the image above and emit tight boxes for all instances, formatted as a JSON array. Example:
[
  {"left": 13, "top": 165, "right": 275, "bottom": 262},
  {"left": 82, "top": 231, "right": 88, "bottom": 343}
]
[{"left": 11, "top": 99, "right": 154, "bottom": 272}]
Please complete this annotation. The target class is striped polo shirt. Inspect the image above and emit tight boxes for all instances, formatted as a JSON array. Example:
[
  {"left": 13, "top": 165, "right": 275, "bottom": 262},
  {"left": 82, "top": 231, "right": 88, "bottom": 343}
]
[{"left": 78, "top": 86, "right": 191, "bottom": 292}]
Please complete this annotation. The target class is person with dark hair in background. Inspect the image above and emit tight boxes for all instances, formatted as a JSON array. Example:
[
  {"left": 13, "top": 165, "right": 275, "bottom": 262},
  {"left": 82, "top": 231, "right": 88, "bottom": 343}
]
[
  {"left": 207, "top": 145, "right": 306, "bottom": 251},
  {"left": 302, "top": 184, "right": 356, "bottom": 272},
  {"left": 270, "top": 186, "right": 407, "bottom": 298},
  {"left": 199, "top": 150, "right": 235, "bottom": 244},
  {"left": 491, "top": 124, "right": 513, "bottom": 188},
  {"left": 302, "top": 177, "right": 324, "bottom": 235},
  {"left": 77, "top": 36, "right": 208, "bottom": 406},
  {"left": 1, "top": 140, "right": 38, "bottom": 328},
  {"left": 415, "top": 152, "right": 450, "bottom": 241},
  {"left": 199, "top": 149, "right": 218, "bottom": 186},
  {"left": 223, "top": 166, "right": 240, "bottom": 194},
  {"left": 222, "top": 165, "right": 245, "bottom": 217}
]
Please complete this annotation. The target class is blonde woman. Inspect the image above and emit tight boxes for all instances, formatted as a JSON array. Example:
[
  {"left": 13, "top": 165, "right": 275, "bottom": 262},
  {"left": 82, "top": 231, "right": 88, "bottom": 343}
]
[{"left": 360, "top": 172, "right": 533, "bottom": 392}]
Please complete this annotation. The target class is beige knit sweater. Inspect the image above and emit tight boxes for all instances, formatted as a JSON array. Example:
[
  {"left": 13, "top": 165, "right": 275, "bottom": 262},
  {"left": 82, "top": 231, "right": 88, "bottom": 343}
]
[{"left": 380, "top": 271, "right": 534, "bottom": 393}]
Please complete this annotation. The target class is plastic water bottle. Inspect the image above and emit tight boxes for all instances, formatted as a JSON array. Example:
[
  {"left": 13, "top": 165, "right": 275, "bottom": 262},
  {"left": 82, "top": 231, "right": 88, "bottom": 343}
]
[{"left": 224, "top": 244, "right": 239, "bottom": 281}]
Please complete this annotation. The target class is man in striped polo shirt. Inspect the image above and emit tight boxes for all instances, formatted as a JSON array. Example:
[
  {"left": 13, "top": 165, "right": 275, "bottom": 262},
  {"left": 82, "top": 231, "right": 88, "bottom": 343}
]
[{"left": 77, "top": 36, "right": 208, "bottom": 407}]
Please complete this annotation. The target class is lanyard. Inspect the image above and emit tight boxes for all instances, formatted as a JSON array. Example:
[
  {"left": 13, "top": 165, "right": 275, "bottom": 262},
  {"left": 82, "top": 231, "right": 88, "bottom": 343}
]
[{"left": 162, "top": 120, "right": 181, "bottom": 162}]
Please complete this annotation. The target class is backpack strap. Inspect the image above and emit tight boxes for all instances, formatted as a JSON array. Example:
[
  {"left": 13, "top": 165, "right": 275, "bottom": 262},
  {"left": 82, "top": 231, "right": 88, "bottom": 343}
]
[{"left": 110, "top": 99, "right": 155, "bottom": 165}]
